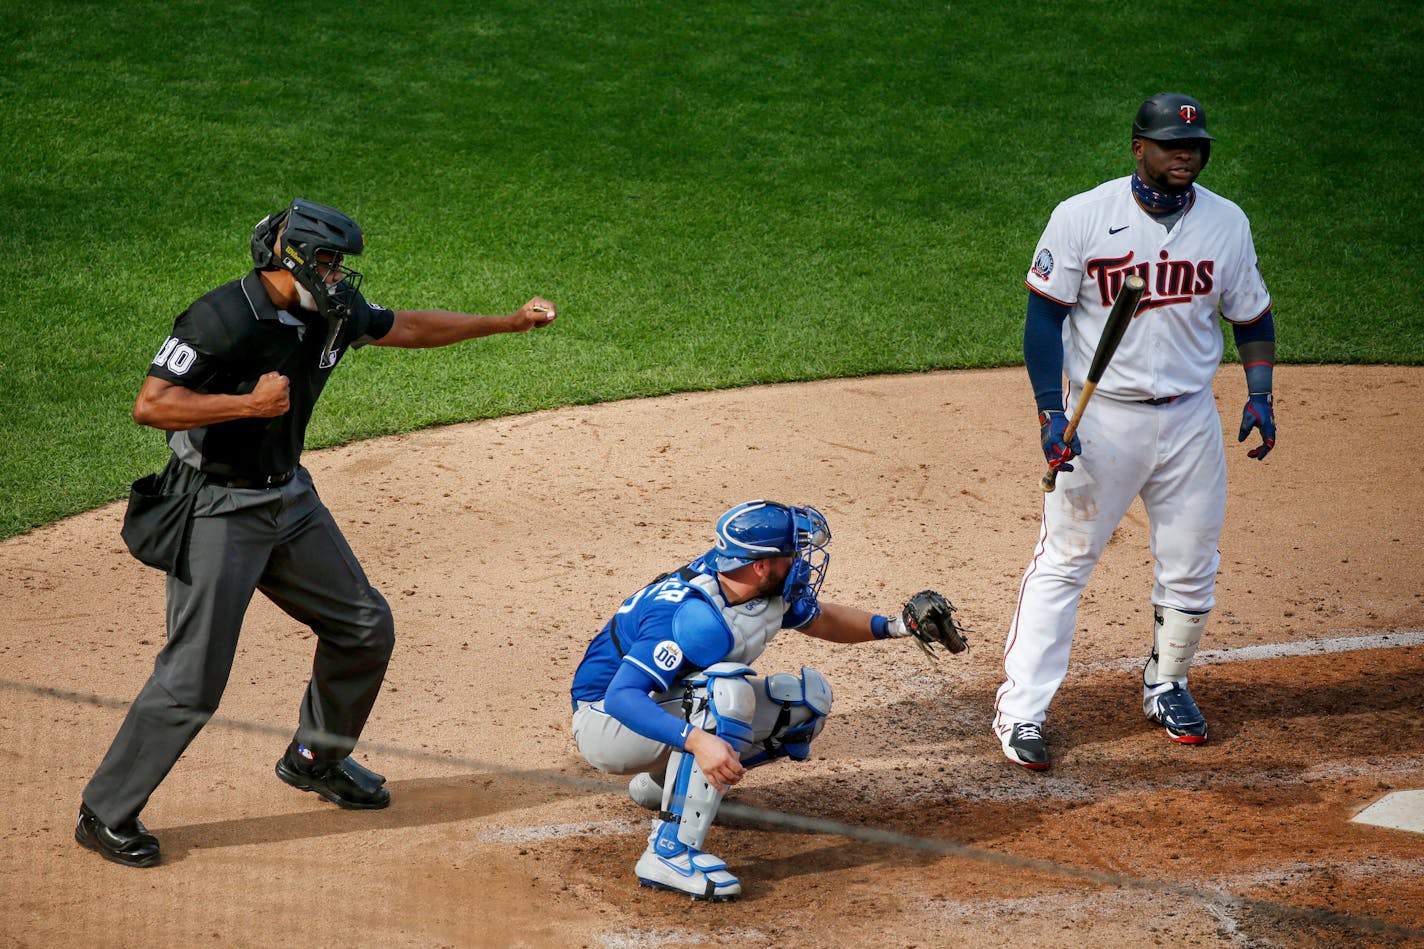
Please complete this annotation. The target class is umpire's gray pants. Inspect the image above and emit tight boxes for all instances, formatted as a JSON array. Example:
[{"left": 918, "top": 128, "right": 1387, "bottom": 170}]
[{"left": 84, "top": 467, "right": 394, "bottom": 828}]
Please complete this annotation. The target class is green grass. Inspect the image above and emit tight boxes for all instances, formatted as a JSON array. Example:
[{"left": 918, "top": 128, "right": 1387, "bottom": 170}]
[{"left": 1, "top": 1, "right": 1419, "bottom": 537}]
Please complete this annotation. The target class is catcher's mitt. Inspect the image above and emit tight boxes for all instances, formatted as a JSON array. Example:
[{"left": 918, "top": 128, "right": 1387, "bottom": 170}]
[{"left": 901, "top": 590, "right": 968, "bottom": 659}]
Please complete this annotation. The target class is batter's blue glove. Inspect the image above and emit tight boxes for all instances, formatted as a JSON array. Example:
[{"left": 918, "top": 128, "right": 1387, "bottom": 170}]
[
  {"left": 1039, "top": 410, "right": 1081, "bottom": 472},
  {"left": 1238, "top": 392, "right": 1276, "bottom": 460}
]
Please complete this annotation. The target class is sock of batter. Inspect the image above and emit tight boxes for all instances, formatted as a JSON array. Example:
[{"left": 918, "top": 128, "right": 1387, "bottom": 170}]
[{"left": 1144, "top": 606, "right": 1209, "bottom": 687}]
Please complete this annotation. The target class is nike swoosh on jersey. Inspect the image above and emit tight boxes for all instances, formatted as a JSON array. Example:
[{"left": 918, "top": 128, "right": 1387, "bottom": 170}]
[{"left": 1109, "top": 225, "right": 1130, "bottom": 234}]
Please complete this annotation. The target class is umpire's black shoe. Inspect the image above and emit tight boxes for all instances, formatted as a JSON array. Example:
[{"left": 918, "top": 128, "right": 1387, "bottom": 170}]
[
  {"left": 276, "top": 744, "right": 390, "bottom": 810},
  {"left": 75, "top": 803, "right": 161, "bottom": 868}
]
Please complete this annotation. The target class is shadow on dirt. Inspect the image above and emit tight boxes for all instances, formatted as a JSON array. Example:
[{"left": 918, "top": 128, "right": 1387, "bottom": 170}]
[{"left": 157, "top": 770, "right": 580, "bottom": 862}]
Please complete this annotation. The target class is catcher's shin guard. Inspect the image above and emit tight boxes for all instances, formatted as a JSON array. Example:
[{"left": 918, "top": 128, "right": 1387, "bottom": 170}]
[
  {"left": 742, "top": 666, "right": 833, "bottom": 767},
  {"left": 659, "top": 663, "right": 756, "bottom": 851},
  {"left": 1143, "top": 606, "right": 1208, "bottom": 686},
  {"left": 637, "top": 664, "right": 756, "bottom": 900}
]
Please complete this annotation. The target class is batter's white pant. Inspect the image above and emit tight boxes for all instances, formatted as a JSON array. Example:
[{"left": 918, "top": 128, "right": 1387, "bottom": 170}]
[{"left": 995, "top": 387, "right": 1225, "bottom": 727}]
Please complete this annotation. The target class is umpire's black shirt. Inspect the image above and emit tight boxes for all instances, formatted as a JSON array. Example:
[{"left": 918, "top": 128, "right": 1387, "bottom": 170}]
[{"left": 147, "top": 270, "right": 395, "bottom": 477}]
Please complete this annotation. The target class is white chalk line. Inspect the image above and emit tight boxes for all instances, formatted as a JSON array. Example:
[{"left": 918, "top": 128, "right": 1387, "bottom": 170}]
[
  {"left": 476, "top": 818, "right": 642, "bottom": 844},
  {"left": 1084, "top": 629, "right": 1424, "bottom": 676}
]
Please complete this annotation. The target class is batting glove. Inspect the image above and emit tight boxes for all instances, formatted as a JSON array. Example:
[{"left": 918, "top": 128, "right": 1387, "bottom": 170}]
[
  {"left": 1039, "top": 410, "right": 1081, "bottom": 472},
  {"left": 1238, "top": 392, "right": 1276, "bottom": 460}
]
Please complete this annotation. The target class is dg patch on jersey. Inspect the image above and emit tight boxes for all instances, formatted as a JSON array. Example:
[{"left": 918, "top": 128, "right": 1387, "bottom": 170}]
[{"left": 652, "top": 639, "right": 683, "bottom": 673}]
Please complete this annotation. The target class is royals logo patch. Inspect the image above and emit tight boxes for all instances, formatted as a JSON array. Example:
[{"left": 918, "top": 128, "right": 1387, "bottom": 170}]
[{"left": 1032, "top": 248, "right": 1054, "bottom": 280}]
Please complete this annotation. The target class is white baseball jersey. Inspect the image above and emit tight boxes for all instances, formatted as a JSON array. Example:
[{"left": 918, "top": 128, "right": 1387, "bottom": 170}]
[{"left": 1026, "top": 175, "right": 1271, "bottom": 401}]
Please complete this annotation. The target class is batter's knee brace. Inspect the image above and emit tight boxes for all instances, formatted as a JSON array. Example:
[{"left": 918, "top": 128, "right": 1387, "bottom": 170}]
[{"left": 743, "top": 666, "right": 833, "bottom": 767}]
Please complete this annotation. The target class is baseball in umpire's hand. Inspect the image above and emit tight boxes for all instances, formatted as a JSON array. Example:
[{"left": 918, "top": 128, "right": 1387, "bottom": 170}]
[
  {"left": 514, "top": 296, "right": 557, "bottom": 331},
  {"left": 250, "top": 371, "right": 291, "bottom": 417}
]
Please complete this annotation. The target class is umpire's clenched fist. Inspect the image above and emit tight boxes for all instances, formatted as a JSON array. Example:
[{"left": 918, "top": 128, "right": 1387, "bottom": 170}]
[{"left": 250, "top": 371, "right": 290, "bottom": 417}]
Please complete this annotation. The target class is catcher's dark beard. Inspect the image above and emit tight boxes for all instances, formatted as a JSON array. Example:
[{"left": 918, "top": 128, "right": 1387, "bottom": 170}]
[{"left": 757, "top": 563, "right": 792, "bottom": 599}]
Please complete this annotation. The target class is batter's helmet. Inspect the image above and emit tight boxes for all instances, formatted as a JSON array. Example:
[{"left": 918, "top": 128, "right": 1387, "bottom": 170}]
[
  {"left": 1132, "top": 93, "right": 1214, "bottom": 166},
  {"left": 251, "top": 198, "right": 364, "bottom": 319}
]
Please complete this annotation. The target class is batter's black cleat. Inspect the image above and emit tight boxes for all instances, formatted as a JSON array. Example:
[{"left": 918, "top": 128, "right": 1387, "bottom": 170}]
[
  {"left": 276, "top": 744, "right": 390, "bottom": 810},
  {"left": 999, "top": 721, "right": 1050, "bottom": 771},
  {"left": 74, "top": 803, "right": 161, "bottom": 868},
  {"left": 1145, "top": 682, "right": 1208, "bottom": 744}
]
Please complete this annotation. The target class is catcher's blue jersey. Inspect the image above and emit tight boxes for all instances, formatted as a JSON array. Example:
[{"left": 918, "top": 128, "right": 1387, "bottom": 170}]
[{"left": 570, "top": 558, "right": 815, "bottom": 706}]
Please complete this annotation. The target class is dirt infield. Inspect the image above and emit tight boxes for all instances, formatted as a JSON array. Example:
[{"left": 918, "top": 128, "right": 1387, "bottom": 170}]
[{"left": 2, "top": 365, "right": 1422, "bottom": 948}]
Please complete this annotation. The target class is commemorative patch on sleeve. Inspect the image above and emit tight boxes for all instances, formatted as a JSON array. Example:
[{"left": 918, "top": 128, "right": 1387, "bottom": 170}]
[
  {"left": 1031, "top": 248, "right": 1054, "bottom": 280},
  {"left": 652, "top": 640, "right": 683, "bottom": 672}
]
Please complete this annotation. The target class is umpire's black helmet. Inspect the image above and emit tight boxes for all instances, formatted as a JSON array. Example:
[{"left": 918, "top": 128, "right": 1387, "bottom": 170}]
[{"left": 251, "top": 199, "right": 364, "bottom": 318}]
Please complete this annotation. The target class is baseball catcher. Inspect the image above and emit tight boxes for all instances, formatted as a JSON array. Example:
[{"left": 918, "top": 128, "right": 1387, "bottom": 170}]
[{"left": 569, "top": 500, "right": 967, "bottom": 900}]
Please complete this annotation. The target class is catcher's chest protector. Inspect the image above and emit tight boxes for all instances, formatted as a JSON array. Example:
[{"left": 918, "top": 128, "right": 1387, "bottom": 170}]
[{"left": 682, "top": 571, "right": 785, "bottom": 666}]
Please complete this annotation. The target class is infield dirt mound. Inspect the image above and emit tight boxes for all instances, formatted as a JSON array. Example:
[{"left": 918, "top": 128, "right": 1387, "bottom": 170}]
[{"left": 2, "top": 365, "right": 1421, "bottom": 947}]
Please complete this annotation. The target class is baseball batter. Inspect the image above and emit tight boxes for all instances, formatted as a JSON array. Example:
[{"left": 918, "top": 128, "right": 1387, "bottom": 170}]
[
  {"left": 76, "top": 198, "right": 556, "bottom": 867},
  {"left": 993, "top": 94, "right": 1276, "bottom": 771},
  {"left": 570, "top": 501, "right": 964, "bottom": 900}
]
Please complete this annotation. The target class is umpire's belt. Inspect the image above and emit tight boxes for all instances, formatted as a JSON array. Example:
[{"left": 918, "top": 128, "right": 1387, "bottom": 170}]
[{"left": 206, "top": 469, "right": 295, "bottom": 489}]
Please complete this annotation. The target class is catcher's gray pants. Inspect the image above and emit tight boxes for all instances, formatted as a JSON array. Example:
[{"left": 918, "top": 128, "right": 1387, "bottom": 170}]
[
  {"left": 571, "top": 676, "right": 819, "bottom": 775},
  {"left": 83, "top": 466, "right": 394, "bottom": 828}
]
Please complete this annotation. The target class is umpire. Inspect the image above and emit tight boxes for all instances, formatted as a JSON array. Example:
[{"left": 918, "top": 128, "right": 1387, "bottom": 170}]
[{"left": 76, "top": 198, "right": 556, "bottom": 867}]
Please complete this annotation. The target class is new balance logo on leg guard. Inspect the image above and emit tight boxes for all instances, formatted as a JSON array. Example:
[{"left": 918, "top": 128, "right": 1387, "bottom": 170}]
[{"left": 628, "top": 771, "right": 664, "bottom": 811}]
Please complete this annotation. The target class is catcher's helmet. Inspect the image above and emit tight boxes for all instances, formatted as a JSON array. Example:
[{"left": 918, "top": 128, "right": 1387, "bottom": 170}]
[
  {"left": 1132, "top": 93, "right": 1213, "bottom": 166},
  {"left": 251, "top": 198, "right": 364, "bottom": 318},
  {"left": 704, "top": 500, "right": 831, "bottom": 599}
]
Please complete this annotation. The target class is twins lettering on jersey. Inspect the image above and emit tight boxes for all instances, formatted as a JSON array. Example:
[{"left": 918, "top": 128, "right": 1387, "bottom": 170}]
[{"left": 1085, "top": 251, "right": 1215, "bottom": 312}]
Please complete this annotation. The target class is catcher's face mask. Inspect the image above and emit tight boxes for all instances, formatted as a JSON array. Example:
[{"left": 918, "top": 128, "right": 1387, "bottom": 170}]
[{"left": 783, "top": 505, "right": 830, "bottom": 604}]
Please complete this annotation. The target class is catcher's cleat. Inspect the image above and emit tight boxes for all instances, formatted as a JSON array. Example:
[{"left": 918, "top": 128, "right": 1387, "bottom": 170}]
[
  {"left": 276, "top": 743, "right": 391, "bottom": 809},
  {"left": 628, "top": 771, "right": 664, "bottom": 811},
  {"left": 999, "top": 721, "right": 1051, "bottom": 771},
  {"left": 1144, "top": 682, "right": 1208, "bottom": 744},
  {"left": 635, "top": 842, "right": 742, "bottom": 901},
  {"left": 74, "top": 803, "right": 161, "bottom": 868}
]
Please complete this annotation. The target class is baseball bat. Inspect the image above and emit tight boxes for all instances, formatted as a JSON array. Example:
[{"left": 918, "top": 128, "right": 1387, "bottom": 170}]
[{"left": 1040, "top": 273, "right": 1147, "bottom": 493}]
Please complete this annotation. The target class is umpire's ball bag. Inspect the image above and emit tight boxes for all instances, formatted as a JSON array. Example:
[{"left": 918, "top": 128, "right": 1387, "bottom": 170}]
[{"left": 120, "top": 472, "right": 198, "bottom": 583}]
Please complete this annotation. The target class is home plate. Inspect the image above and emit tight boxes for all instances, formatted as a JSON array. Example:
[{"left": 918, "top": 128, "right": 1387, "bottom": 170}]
[{"left": 1352, "top": 790, "right": 1424, "bottom": 833}]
